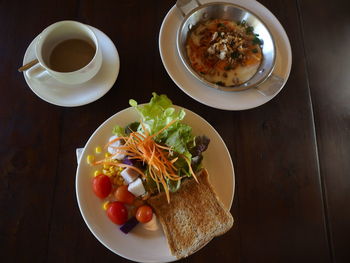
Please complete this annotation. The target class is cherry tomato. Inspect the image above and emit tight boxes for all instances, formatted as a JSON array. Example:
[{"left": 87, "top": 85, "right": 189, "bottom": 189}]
[
  {"left": 92, "top": 174, "right": 112, "bottom": 199},
  {"left": 114, "top": 185, "right": 135, "bottom": 204},
  {"left": 106, "top": 201, "right": 128, "bottom": 225},
  {"left": 136, "top": 205, "right": 153, "bottom": 223}
]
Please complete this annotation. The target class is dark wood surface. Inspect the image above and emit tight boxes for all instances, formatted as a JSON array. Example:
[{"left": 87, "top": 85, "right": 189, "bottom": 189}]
[{"left": 0, "top": 0, "right": 349, "bottom": 262}]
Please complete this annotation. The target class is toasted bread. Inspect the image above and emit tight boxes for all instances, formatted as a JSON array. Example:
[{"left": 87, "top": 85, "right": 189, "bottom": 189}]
[{"left": 147, "top": 169, "right": 233, "bottom": 259}]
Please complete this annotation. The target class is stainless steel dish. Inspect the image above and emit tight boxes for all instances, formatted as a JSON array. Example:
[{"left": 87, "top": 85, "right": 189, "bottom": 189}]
[{"left": 176, "top": 0, "right": 276, "bottom": 92}]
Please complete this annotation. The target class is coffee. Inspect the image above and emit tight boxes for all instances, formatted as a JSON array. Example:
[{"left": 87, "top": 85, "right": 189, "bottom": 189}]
[{"left": 49, "top": 39, "right": 96, "bottom": 72}]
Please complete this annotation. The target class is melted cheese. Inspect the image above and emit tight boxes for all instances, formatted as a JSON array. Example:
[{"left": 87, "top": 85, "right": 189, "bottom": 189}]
[{"left": 186, "top": 19, "right": 262, "bottom": 87}]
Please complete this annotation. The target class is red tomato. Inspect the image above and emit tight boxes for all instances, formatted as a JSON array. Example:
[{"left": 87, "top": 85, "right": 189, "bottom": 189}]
[
  {"left": 106, "top": 202, "right": 128, "bottom": 225},
  {"left": 114, "top": 185, "right": 135, "bottom": 204},
  {"left": 92, "top": 174, "right": 112, "bottom": 199},
  {"left": 136, "top": 205, "right": 153, "bottom": 223}
]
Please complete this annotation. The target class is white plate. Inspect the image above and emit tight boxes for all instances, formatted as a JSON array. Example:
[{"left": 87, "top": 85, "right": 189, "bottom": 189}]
[
  {"left": 22, "top": 26, "right": 120, "bottom": 107},
  {"left": 76, "top": 106, "right": 235, "bottom": 262},
  {"left": 159, "top": 0, "right": 292, "bottom": 110}
]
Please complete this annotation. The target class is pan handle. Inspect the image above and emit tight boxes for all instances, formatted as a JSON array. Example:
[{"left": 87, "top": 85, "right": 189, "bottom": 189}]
[
  {"left": 176, "top": 0, "right": 201, "bottom": 17},
  {"left": 255, "top": 74, "right": 285, "bottom": 97}
]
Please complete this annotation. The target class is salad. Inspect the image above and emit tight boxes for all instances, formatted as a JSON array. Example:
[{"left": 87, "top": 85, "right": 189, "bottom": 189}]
[{"left": 87, "top": 93, "right": 210, "bottom": 232}]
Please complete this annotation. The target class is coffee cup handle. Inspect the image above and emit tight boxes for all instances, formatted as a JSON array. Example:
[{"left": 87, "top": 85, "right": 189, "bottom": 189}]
[{"left": 25, "top": 59, "right": 51, "bottom": 82}]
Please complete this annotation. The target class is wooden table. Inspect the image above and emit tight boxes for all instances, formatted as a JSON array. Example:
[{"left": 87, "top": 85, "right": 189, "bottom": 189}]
[{"left": 1, "top": 0, "right": 349, "bottom": 262}]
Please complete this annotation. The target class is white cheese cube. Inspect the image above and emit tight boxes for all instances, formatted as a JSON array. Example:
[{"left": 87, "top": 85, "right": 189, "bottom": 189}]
[
  {"left": 219, "top": 51, "right": 226, "bottom": 60},
  {"left": 120, "top": 168, "right": 139, "bottom": 184},
  {"left": 107, "top": 135, "right": 126, "bottom": 160},
  {"left": 127, "top": 178, "right": 146, "bottom": 197}
]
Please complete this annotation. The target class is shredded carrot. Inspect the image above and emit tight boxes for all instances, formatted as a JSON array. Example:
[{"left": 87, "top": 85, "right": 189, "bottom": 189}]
[
  {"left": 182, "top": 155, "right": 198, "bottom": 183},
  {"left": 105, "top": 136, "right": 127, "bottom": 148},
  {"left": 94, "top": 119, "right": 196, "bottom": 203},
  {"left": 148, "top": 119, "right": 178, "bottom": 139}
]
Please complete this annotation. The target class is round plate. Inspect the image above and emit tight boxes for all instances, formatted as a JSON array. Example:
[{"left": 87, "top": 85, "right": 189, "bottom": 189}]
[
  {"left": 76, "top": 106, "right": 235, "bottom": 262},
  {"left": 22, "top": 26, "right": 120, "bottom": 107},
  {"left": 159, "top": 0, "right": 292, "bottom": 110}
]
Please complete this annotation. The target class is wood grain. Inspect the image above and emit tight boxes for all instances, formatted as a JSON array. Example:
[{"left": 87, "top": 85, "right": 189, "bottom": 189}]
[
  {"left": 299, "top": 0, "right": 350, "bottom": 262},
  {"left": 0, "top": 0, "right": 78, "bottom": 262},
  {"left": 1, "top": 0, "right": 349, "bottom": 262}
]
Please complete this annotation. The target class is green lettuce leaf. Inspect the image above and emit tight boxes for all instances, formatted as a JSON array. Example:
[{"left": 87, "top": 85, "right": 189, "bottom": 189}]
[
  {"left": 129, "top": 93, "right": 208, "bottom": 179},
  {"left": 112, "top": 125, "right": 126, "bottom": 136},
  {"left": 129, "top": 93, "right": 186, "bottom": 140}
]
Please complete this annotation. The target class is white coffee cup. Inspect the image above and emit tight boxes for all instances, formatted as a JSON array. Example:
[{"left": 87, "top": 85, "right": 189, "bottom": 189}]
[{"left": 27, "top": 20, "right": 102, "bottom": 85}]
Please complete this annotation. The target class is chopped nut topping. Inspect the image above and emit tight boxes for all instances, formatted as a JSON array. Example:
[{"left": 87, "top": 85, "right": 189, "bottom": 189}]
[{"left": 186, "top": 19, "right": 263, "bottom": 87}]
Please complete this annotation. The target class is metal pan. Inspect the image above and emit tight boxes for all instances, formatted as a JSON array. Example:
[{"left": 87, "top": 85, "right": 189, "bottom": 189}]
[{"left": 176, "top": 0, "right": 276, "bottom": 92}]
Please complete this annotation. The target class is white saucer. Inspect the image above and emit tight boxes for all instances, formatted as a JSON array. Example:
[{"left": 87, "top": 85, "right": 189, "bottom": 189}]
[
  {"left": 159, "top": 0, "right": 292, "bottom": 110},
  {"left": 22, "top": 26, "right": 120, "bottom": 107}
]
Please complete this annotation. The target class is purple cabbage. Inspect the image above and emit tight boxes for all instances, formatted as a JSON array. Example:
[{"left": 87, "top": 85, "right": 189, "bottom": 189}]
[{"left": 120, "top": 217, "right": 139, "bottom": 234}]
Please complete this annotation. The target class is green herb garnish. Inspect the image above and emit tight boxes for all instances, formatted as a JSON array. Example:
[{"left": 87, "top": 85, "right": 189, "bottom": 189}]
[
  {"left": 224, "top": 65, "right": 233, "bottom": 71},
  {"left": 231, "top": 51, "right": 240, "bottom": 59},
  {"left": 252, "top": 48, "right": 258, "bottom": 53},
  {"left": 245, "top": 26, "right": 254, "bottom": 34},
  {"left": 252, "top": 36, "right": 263, "bottom": 45}
]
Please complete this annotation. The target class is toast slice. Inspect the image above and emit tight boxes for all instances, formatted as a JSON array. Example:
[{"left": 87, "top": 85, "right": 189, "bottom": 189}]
[{"left": 147, "top": 169, "right": 233, "bottom": 259}]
